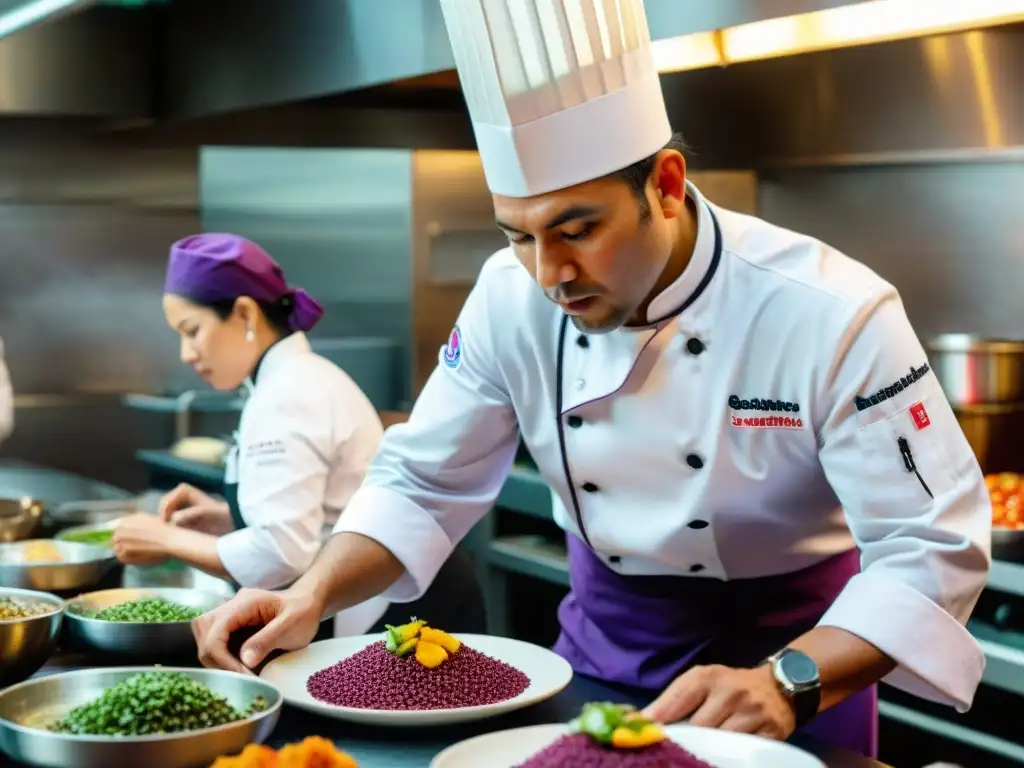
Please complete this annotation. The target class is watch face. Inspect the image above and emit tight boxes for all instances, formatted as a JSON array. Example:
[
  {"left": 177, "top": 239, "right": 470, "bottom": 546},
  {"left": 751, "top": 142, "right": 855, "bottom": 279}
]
[{"left": 780, "top": 651, "right": 819, "bottom": 687}]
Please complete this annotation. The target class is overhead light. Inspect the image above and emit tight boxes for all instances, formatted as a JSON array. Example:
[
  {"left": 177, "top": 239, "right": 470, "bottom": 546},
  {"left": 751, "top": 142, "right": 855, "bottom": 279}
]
[
  {"left": 0, "top": 0, "right": 96, "bottom": 39},
  {"left": 653, "top": 0, "right": 1024, "bottom": 73}
]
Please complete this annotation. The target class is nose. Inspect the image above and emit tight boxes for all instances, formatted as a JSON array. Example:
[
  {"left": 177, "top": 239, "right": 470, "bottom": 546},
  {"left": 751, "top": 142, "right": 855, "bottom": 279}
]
[
  {"left": 179, "top": 337, "right": 199, "bottom": 366},
  {"left": 535, "top": 242, "right": 577, "bottom": 292}
]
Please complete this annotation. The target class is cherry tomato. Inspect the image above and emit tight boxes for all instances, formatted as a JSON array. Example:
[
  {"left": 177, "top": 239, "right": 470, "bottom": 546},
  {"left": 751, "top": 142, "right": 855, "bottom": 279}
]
[{"left": 998, "top": 473, "right": 1020, "bottom": 492}]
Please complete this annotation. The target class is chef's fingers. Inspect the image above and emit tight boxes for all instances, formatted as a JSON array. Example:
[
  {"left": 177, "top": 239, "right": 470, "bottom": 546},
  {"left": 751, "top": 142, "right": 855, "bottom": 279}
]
[
  {"left": 240, "top": 603, "right": 321, "bottom": 670},
  {"left": 159, "top": 483, "right": 197, "bottom": 521},
  {"left": 643, "top": 668, "right": 711, "bottom": 723},
  {"left": 717, "top": 713, "right": 762, "bottom": 736},
  {"left": 193, "top": 592, "right": 275, "bottom": 675},
  {"left": 169, "top": 506, "right": 206, "bottom": 529},
  {"left": 239, "top": 613, "right": 291, "bottom": 669},
  {"left": 685, "top": 687, "right": 736, "bottom": 730}
]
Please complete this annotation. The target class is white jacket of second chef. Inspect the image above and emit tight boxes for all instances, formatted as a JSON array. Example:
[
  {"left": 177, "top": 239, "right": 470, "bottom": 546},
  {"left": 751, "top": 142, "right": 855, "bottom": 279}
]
[
  {"left": 0, "top": 336, "right": 13, "bottom": 443},
  {"left": 219, "top": 332, "right": 389, "bottom": 632},
  {"left": 334, "top": 181, "right": 991, "bottom": 710}
]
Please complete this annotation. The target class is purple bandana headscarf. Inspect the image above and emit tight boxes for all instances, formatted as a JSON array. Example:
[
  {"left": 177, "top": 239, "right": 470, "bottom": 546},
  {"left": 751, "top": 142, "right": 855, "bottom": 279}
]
[{"left": 164, "top": 233, "right": 324, "bottom": 332}]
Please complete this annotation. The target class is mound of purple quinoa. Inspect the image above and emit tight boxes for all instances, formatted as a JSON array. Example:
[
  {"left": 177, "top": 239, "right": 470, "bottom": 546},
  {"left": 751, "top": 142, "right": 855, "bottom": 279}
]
[
  {"left": 515, "top": 733, "right": 718, "bottom": 768},
  {"left": 306, "top": 640, "right": 530, "bottom": 710}
]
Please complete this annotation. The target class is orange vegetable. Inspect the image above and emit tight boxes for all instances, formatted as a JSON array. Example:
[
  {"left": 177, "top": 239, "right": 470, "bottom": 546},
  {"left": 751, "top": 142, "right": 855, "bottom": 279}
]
[
  {"left": 611, "top": 723, "right": 665, "bottom": 749},
  {"left": 419, "top": 627, "right": 461, "bottom": 654},
  {"left": 278, "top": 736, "right": 357, "bottom": 768},
  {"left": 986, "top": 473, "right": 1023, "bottom": 531},
  {"left": 415, "top": 640, "right": 449, "bottom": 669},
  {"left": 209, "top": 743, "right": 278, "bottom": 768},
  {"left": 396, "top": 637, "right": 419, "bottom": 656},
  {"left": 209, "top": 737, "right": 357, "bottom": 768}
]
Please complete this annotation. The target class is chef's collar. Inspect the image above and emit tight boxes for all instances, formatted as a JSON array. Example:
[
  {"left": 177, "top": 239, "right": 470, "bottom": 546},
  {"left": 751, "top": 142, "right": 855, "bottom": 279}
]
[
  {"left": 245, "top": 331, "right": 310, "bottom": 388},
  {"left": 644, "top": 181, "right": 719, "bottom": 324}
]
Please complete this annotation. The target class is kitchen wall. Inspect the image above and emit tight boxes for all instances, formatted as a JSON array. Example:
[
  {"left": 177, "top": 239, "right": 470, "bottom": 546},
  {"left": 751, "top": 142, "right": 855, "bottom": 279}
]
[
  {"left": 760, "top": 160, "right": 1024, "bottom": 338},
  {"left": 199, "top": 147, "right": 414, "bottom": 408},
  {"left": 0, "top": 119, "right": 200, "bottom": 488}
]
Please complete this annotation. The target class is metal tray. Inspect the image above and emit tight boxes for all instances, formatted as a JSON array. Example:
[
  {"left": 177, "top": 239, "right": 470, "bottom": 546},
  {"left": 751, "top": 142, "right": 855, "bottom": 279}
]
[
  {"left": 64, "top": 588, "right": 228, "bottom": 656},
  {"left": 0, "top": 667, "right": 282, "bottom": 768}
]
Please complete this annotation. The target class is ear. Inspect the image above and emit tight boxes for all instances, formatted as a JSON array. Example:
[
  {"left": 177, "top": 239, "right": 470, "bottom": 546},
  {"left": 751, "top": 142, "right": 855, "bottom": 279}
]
[
  {"left": 651, "top": 150, "right": 687, "bottom": 218},
  {"left": 232, "top": 296, "right": 260, "bottom": 328}
]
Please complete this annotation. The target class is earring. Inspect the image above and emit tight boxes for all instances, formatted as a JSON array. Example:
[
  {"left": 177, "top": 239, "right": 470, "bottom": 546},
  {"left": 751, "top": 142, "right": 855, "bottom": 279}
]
[{"left": 245, "top": 329, "right": 255, "bottom": 343}]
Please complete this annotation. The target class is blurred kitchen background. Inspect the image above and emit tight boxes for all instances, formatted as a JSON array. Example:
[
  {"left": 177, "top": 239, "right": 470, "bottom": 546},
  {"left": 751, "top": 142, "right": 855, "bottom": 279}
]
[{"left": 0, "top": 1, "right": 1022, "bottom": 766}]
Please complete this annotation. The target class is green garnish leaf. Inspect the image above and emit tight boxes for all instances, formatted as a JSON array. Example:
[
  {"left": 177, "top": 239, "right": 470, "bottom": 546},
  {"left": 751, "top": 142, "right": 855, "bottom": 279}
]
[{"left": 568, "top": 702, "right": 636, "bottom": 744}]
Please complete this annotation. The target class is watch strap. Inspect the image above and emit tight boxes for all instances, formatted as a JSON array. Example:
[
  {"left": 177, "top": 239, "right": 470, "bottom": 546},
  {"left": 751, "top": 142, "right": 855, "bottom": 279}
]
[{"left": 792, "top": 680, "right": 821, "bottom": 729}]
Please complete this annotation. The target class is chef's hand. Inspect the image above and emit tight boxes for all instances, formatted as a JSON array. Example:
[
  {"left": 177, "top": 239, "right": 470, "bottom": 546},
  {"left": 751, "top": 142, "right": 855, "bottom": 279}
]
[
  {"left": 112, "top": 513, "right": 172, "bottom": 565},
  {"left": 168, "top": 503, "right": 234, "bottom": 536},
  {"left": 643, "top": 664, "right": 797, "bottom": 740},
  {"left": 192, "top": 587, "right": 323, "bottom": 675},
  {"left": 159, "top": 483, "right": 218, "bottom": 522}
]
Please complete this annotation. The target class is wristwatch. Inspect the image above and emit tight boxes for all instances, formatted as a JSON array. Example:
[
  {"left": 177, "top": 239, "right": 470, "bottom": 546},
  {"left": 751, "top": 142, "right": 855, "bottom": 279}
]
[{"left": 765, "top": 649, "right": 821, "bottom": 729}]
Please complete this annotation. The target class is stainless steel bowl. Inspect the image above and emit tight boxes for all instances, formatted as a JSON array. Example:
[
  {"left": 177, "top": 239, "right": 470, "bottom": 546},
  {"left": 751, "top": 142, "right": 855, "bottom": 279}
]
[
  {"left": 65, "top": 588, "right": 228, "bottom": 656},
  {"left": 927, "top": 334, "right": 1024, "bottom": 406},
  {"left": 0, "top": 499, "right": 44, "bottom": 544},
  {"left": 0, "top": 667, "right": 282, "bottom": 768},
  {"left": 0, "top": 540, "right": 117, "bottom": 592},
  {"left": 992, "top": 527, "right": 1024, "bottom": 563},
  {"left": 48, "top": 499, "right": 141, "bottom": 528},
  {"left": 53, "top": 521, "right": 117, "bottom": 548},
  {"left": 0, "top": 587, "right": 64, "bottom": 686}
]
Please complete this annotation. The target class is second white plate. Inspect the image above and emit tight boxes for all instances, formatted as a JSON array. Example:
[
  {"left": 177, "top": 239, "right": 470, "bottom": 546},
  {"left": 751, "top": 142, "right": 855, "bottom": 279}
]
[
  {"left": 259, "top": 634, "right": 573, "bottom": 726},
  {"left": 430, "top": 723, "right": 828, "bottom": 768}
]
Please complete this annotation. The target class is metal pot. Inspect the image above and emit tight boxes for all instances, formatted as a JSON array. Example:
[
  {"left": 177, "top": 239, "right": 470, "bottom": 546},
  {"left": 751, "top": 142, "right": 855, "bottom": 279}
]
[
  {"left": 953, "top": 403, "right": 1024, "bottom": 475},
  {"left": 926, "top": 334, "right": 1024, "bottom": 407}
]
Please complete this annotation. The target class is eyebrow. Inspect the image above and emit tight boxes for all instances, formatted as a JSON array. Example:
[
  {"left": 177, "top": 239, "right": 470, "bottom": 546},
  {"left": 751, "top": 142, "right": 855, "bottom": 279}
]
[{"left": 496, "top": 204, "right": 604, "bottom": 235}]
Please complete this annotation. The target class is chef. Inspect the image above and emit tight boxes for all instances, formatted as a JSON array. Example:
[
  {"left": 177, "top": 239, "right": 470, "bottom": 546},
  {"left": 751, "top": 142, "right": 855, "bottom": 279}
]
[
  {"left": 0, "top": 335, "right": 12, "bottom": 443},
  {"left": 192, "top": 0, "right": 991, "bottom": 757},
  {"left": 114, "top": 233, "right": 485, "bottom": 637}
]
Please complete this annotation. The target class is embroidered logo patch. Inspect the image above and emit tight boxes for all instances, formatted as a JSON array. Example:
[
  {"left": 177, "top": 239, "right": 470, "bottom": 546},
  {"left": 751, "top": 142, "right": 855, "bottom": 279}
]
[
  {"left": 441, "top": 325, "right": 463, "bottom": 370},
  {"left": 728, "top": 395, "right": 800, "bottom": 414},
  {"left": 855, "top": 363, "right": 930, "bottom": 412},
  {"left": 731, "top": 414, "right": 805, "bottom": 430},
  {"left": 910, "top": 401, "right": 931, "bottom": 430}
]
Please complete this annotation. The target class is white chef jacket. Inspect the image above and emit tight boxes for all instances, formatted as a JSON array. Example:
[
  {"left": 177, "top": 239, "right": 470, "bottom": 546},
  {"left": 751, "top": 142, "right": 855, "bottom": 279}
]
[
  {"left": 0, "top": 336, "right": 12, "bottom": 443},
  {"left": 217, "top": 332, "right": 390, "bottom": 633},
  {"left": 334, "top": 181, "right": 991, "bottom": 710}
]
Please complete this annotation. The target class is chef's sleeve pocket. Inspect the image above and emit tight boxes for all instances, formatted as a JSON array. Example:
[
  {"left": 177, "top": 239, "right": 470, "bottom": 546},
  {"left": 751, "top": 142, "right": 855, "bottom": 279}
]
[{"left": 856, "top": 382, "right": 968, "bottom": 508}]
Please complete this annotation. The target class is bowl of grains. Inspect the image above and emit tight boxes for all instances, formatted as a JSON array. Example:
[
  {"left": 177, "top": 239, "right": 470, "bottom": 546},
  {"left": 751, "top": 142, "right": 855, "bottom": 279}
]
[
  {"left": 64, "top": 587, "right": 228, "bottom": 656},
  {"left": 431, "top": 703, "right": 827, "bottom": 768},
  {"left": 0, "top": 587, "right": 65, "bottom": 686},
  {"left": 0, "top": 667, "right": 282, "bottom": 768},
  {"left": 259, "top": 618, "right": 573, "bottom": 726}
]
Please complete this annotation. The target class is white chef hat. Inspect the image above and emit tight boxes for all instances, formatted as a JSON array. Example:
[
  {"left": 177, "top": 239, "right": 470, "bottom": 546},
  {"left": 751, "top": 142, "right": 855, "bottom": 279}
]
[{"left": 439, "top": 0, "right": 672, "bottom": 198}]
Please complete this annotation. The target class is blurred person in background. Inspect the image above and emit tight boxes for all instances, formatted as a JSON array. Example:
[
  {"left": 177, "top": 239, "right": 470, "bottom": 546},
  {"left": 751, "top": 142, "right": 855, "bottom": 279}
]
[{"left": 113, "top": 233, "right": 486, "bottom": 638}]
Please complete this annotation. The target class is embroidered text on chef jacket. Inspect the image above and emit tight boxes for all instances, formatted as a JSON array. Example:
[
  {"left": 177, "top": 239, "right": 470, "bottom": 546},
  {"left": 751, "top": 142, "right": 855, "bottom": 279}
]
[
  {"left": 335, "top": 182, "right": 991, "bottom": 712},
  {"left": 218, "top": 333, "right": 384, "bottom": 592}
]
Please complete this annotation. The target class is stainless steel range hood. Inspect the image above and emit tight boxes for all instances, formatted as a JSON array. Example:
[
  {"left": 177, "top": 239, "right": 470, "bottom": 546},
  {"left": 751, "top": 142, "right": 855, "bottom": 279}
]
[
  {"left": 0, "top": 0, "right": 97, "bottom": 38},
  {"left": 160, "top": 0, "right": 879, "bottom": 119},
  {"left": 0, "top": 2, "right": 151, "bottom": 117}
]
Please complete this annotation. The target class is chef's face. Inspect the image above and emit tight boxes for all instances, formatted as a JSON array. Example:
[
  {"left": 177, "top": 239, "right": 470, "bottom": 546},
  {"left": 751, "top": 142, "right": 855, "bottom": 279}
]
[
  {"left": 162, "top": 294, "right": 257, "bottom": 390},
  {"left": 493, "top": 150, "right": 688, "bottom": 333}
]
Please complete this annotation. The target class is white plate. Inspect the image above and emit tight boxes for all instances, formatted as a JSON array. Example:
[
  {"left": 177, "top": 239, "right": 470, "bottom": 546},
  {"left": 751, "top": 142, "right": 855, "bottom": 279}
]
[
  {"left": 430, "top": 723, "right": 827, "bottom": 768},
  {"left": 259, "top": 634, "right": 573, "bottom": 726}
]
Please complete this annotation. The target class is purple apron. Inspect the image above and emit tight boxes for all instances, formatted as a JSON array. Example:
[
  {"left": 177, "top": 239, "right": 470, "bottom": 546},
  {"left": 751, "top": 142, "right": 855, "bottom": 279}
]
[{"left": 553, "top": 534, "right": 879, "bottom": 758}]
